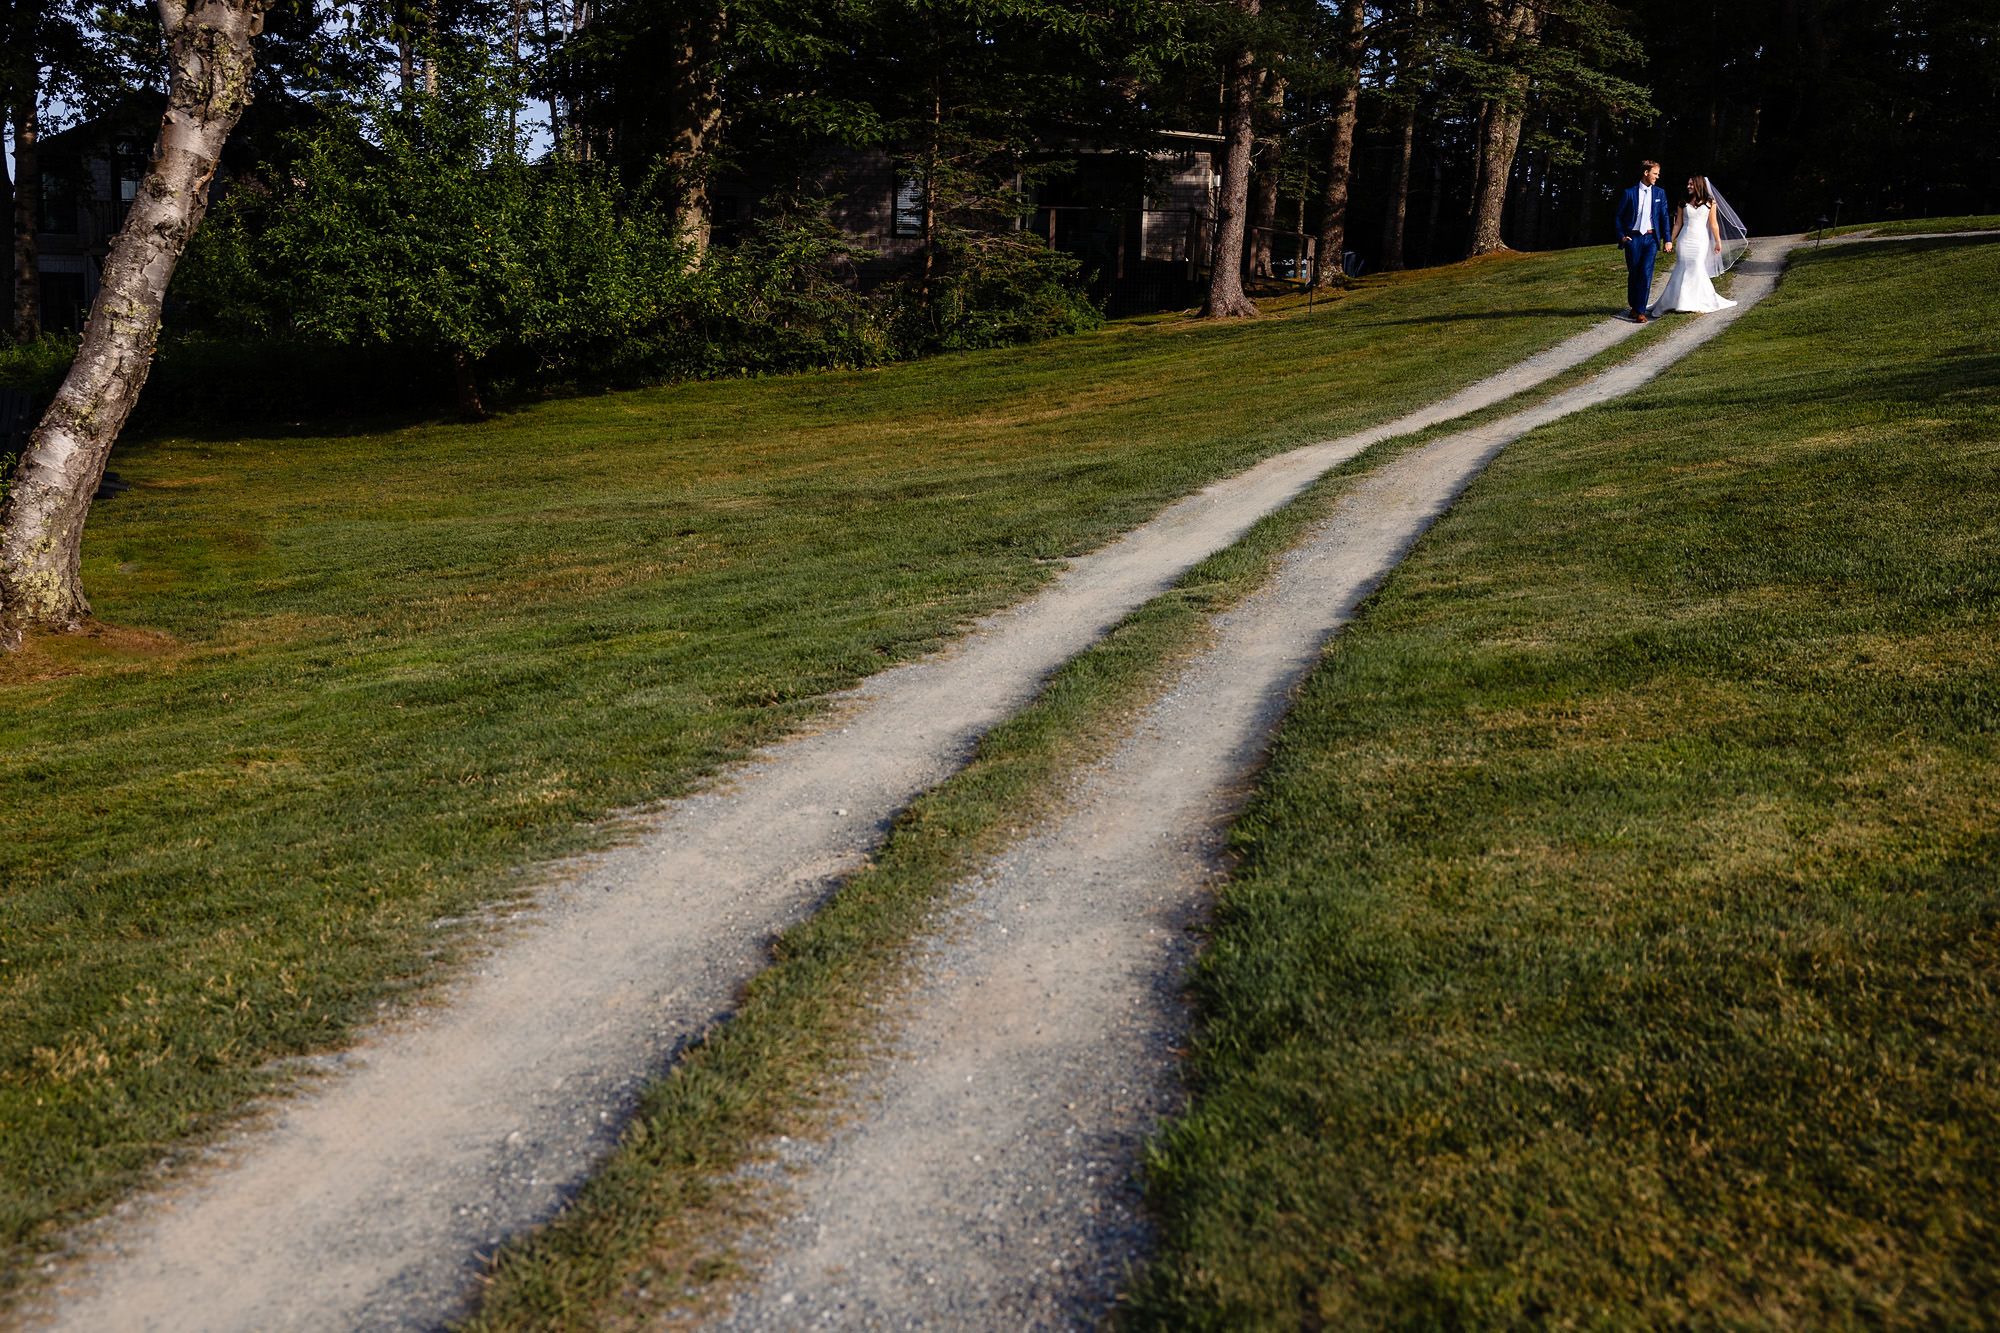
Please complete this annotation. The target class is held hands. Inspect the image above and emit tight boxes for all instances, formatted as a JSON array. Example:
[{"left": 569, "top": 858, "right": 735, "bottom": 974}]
[{"left": 1664, "top": 240, "right": 1675, "bottom": 252}]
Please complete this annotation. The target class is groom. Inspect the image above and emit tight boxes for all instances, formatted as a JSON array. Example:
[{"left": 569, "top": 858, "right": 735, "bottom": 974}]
[{"left": 1615, "top": 160, "right": 1674, "bottom": 322}]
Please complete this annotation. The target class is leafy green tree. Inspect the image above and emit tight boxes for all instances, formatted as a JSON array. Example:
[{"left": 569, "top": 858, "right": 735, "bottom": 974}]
[
  {"left": 230, "top": 49, "right": 681, "bottom": 413},
  {"left": 1452, "top": 0, "right": 1650, "bottom": 255}
]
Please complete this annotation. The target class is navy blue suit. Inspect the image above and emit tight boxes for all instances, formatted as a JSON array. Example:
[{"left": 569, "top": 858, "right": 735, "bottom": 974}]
[{"left": 1615, "top": 183, "right": 1674, "bottom": 314}]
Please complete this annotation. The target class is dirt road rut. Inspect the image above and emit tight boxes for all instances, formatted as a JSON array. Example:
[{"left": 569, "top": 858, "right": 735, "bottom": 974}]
[
  {"left": 33, "top": 256, "right": 1770, "bottom": 1333},
  {"left": 704, "top": 242, "right": 1799, "bottom": 1329}
]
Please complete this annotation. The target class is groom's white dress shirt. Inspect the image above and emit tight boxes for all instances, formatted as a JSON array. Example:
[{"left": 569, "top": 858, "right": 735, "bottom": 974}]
[{"left": 1637, "top": 184, "right": 1654, "bottom": 234}]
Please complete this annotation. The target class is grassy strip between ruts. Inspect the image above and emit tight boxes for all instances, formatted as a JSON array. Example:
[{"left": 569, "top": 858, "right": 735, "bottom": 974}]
[
  {"left": 1124, "top": 234, "right": 2000, "bottom": 1328},
  {"left": 0, "top": 245, "right": 1633, "bottom": 1297},
  {"left": 461, "top": 261, "right": 1704, "bottom": 1331},
  {"left": 454, "top": 423, "right": 1373, "bottom": 1332}
]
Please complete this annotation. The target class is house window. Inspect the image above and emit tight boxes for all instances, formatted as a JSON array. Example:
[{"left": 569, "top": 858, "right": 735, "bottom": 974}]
[
  {"left": 112, "top": 140, "right": 146, "bottom": 231},
  {"left": 891, "top": 177, "right": 925, "bottom": 237}
]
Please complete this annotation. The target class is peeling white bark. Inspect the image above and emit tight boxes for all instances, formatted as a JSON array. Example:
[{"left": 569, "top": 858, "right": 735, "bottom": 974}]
[{"left": 0, "top": 0, "right": 267, "bottom": 648}]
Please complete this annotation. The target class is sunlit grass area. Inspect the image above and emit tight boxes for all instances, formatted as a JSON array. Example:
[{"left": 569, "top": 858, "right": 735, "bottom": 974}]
[
  {"left": 0, "top": 246, "right": 1626, "bottom": 1287},
  {"left": 1830, "top": 212, "right": 2000, "bottom": 236},
  {"left": 1129, "top": 236, "right": 2000, "bottom": 1327}
]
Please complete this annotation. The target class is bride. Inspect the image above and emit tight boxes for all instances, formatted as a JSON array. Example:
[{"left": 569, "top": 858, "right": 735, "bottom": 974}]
[{"left": 1652, "top": 176, "right": 1749, "bottom": 315}]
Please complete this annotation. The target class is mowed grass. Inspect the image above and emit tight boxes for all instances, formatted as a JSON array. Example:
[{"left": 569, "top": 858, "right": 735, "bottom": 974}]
[
  {"left": 0, "top": 247, "right": 1621, "bottom": 1286},
  {"left": 461, "top": 445, "right": 1357, "bottom": 1333},
  {"left": 1127, "top": 235, "right": 2000, "bottom": 1327},
  {"left": 1835, "top": 213, "right": 2000, "bottom": 237}
]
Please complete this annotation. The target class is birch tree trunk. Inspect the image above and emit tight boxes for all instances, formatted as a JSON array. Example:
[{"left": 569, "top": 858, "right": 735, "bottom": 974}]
[
  {"left": 10, "top": 88, "right": 39, "bottom": 342},
  {"left": 1200, "top": 0, "right": 1262, "bottom": 319},
  {"left": 666, "top": 0, "right": 724, "bottom": 267},
  {"left": 0, "top": 0, "right": 267, "bottom": 648},
  {"left": 1310, "top": 0, "right": 1364, "bottom": 290}
]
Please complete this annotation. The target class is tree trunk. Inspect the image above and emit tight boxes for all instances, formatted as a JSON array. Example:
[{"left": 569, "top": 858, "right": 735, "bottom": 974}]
[
  {"left": 1465, "top": 1, "right": 1542, "bottom": 256},
  {"left": 1246, "top": 70, "right": 1284, "bottom": 278},
  {"left": 1311, "top": 0, "right": 1365, "bottom": 289},
  {"left": 666, "top": 0, "right": 724, "bottom": 267},
  {"left": 1, "top": 117, "right": 12, "bottom": 337},
  {"left": 1421, "top": 153, "right": 1442, "bottom": 264},
  {"left": 917, "top": 36, "right": 944, "bottom": 308},
  {"left": 1200, "top": 0, "right": 1262, "bottom": 319},
  {"left": 448, "top": 348, "right": 485, "bottom": 417},
  {"left": 1381, "top": 95, "right": 1415, "bottom": 270},
  {"left": 1505, "top": 137, "right": 1533, "bottom": 247},
  {"left": 11, "top": 86, "right": 39, "bottom": 343},
  {"left": 1464, "top": 99, "right": 1489, "bottom": 227},
  {"left": 1247, "top": 159, "right": 1278, "bottom": 277},
  {"left": 508, "top": 0, "right": 523, "bottom": 153},
  {"left": 0, "top": 0, "right": 268, "bottom": 647},
  {"left": 1466, "top": 97, "right": 1525, "bottom": 254},
  {"left": 1531, "top": 145, "right": 1551, "bottom": 249}
]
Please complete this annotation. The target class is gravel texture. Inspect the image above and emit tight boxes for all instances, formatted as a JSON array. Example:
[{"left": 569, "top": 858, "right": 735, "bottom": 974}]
[
  {"left": 26, "top": 257, "right": 1771, "bottom": 1333},
  {"left": 699, "top": 241, "right": 1800, "bottom": 1331}
]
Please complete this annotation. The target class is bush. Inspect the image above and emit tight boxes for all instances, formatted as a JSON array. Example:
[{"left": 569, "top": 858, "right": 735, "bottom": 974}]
[
  {"left": 144, "top": 46, "right": 1103, "bottom": 424},
  {"left": 0, "top": 335, "right": 80, "bottom": 405},
  {"left": 883, "top": 225, "right": 1103, "bottom": 355}
]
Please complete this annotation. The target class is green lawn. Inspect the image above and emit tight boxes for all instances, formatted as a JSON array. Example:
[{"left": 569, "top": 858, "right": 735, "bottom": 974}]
[
  {"left": 1831, "top": 213, "right": 2000, "bottom": 237},
  {"left": 1128, "top": 235, "right": 2000, "bottom": 1327},
  {"left": 0, "top": 246, "right": 1624, "bottom": 1289},
  {"left": 461, "top": 441, "right": 1359, "bottom": 1333}
]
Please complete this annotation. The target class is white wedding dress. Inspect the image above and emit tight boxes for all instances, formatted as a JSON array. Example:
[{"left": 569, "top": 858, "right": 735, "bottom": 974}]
[{"left": 1652, "top": 203, "right": 1738, "bottom": 314}]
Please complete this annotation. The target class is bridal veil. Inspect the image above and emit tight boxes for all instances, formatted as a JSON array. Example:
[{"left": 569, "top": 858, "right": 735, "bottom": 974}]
[{"left": 1707, "top": 178, "right": 1750, "bottom": 275}]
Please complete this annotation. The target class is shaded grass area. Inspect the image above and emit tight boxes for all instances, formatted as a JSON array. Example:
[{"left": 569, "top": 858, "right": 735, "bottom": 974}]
[
  {"left": 1127, "top": 235, "right": 2000, "bottom": 1328},
  {"left": 0, "top": 246, "right": 1625, "bottom": 1289},
  {"left": 458, "top": 444, "right": 1358, "bottom": 1333}
]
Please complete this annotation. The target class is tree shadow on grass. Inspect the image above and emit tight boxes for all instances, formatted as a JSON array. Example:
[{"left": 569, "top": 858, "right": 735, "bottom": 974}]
[
  {"left": 1360, "top": 307, "right": 1616, "bottom": 326},
  {"left": 1782, "top": 351, "right": 2000, "bottom": 412},
  {"left": 1795, "top": 231, "right": 1999, "bottom": 266}
]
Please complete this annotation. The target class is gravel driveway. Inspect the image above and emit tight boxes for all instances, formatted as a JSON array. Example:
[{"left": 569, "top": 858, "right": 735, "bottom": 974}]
[{"left": 27, "top": 246, "right": 1812, "bottom": 1333}]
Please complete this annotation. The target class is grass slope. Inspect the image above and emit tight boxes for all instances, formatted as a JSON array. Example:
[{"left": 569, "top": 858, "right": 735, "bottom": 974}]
[
  {"left": 1832, "top": 213, "right": 2000, "bottom": 237},
  {"left": 1128, "top": 235, "right": 2000, "bottom": 1328},
  {"left": 0, "top": 247, "right": 1620, "bottom": 1289},
  {"left": 461, "top": 451, "right": 1355, "bottom": 1333}
]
